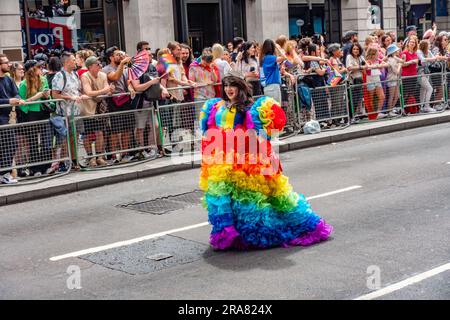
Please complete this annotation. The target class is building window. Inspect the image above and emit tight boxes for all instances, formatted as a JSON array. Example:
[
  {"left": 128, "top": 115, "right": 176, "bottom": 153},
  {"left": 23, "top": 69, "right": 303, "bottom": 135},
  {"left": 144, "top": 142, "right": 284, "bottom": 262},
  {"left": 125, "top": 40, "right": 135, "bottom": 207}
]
[
  {"left": 288, "top": 0, "right": 341, "bottom": 43},
  {"left": 397, "top": 0, "right": 433, "bottom": 38}
]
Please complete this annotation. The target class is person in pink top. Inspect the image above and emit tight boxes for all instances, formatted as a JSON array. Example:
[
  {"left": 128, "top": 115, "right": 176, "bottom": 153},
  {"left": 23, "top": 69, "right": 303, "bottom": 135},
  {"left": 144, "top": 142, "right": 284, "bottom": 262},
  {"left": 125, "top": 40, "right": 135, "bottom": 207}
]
[{"left": 401, "top": 35, "right": 420, "bottom": 114}]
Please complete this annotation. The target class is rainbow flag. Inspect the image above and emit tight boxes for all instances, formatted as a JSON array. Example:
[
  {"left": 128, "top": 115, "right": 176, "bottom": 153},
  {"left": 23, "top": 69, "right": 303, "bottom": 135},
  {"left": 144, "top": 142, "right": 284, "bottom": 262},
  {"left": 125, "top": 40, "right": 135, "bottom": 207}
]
[{"left": 158, "top": 53, "right": 178, "bottom": 74}]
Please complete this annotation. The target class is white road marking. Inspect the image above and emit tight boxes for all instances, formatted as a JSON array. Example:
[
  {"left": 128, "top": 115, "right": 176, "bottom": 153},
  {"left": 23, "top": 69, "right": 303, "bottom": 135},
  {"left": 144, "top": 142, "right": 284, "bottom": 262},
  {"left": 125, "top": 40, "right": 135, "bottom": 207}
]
[
  {"left": 307, "top": 185, "right": 362, "bottom": 201},
  {"left": 354, "top": 263, "right": 450, "bottom": 300},
  {"left": 50, "top": 185, "right": 362, "bottom": 262}
]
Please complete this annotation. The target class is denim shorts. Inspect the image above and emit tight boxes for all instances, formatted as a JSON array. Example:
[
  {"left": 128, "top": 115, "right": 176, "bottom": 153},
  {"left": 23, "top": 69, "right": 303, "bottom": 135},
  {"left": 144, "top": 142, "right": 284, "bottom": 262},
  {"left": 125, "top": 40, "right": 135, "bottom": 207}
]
[{"left": 366, "top": 75, "right": 382, "bottom": 91}]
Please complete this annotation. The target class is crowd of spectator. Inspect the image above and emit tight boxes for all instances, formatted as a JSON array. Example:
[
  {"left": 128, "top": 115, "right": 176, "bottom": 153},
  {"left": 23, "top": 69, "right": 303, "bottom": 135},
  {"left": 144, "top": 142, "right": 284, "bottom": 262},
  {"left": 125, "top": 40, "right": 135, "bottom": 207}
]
[{"left": 2, "top": 22, "right": 450, "bottom": 184}]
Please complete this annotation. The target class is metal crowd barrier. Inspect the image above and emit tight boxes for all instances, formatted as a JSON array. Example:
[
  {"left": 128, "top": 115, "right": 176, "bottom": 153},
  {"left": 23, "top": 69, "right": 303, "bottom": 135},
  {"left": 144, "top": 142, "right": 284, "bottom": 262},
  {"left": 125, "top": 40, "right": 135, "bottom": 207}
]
[
  {"left": 349, "top": 79, "right": 402, "bottom": 121},
  {"left": 157, "top": 99, "right": 203, "bottom": 157},
  {"left": 2, "top": 70, "right": 450, "bottom": 186},
  {"left": 279, "top": 76, "right": 302, "bottom": 139},
  {"left": 400, "top": 72, "right": 447, "bottom": 115},
  {"left": 0, "top": 100, "right": 72, "bottom": 185},
  {"left": 310, "top": 83, "right": 350, "bottom": 129}
]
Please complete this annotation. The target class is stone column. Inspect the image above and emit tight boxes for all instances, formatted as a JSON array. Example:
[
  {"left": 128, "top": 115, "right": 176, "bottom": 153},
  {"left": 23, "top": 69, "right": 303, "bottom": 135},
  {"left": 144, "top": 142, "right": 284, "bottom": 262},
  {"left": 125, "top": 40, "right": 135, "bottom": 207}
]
[
  {"left": 246, "top": 0, "right": 289, "bottom": 42},
  {"left": 435, "top": 0, "right": 450, "bottom": 33},
  {"left": 383, "top": 0, "right": 397, "bottom": 34},
  {"left": 122, "top": 0, "right": 175, "bottom": 54},
  {"left": 0, "top": 0, "right": 23, "bottom": 61},
  {"left": 341, "top": 0, "right": 376, "bottom": 44}
]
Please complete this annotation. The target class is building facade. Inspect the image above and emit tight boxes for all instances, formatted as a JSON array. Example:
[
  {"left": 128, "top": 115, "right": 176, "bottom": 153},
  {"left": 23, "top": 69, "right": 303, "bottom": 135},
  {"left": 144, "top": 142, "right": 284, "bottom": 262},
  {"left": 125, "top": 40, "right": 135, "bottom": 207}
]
[{"left": 0, "top": 0, "right": 448, "bottom": 61}]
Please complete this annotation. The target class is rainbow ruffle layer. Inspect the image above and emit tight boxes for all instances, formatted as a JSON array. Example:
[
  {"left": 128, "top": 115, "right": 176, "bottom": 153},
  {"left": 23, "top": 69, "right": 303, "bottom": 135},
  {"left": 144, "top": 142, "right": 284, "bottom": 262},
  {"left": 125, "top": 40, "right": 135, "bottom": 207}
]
[
  {"left": 201, "top": 163, "right": 333, "bottom": 250},
  {"left": 199, "top": 97, "right": 333, "bottom": 250}
]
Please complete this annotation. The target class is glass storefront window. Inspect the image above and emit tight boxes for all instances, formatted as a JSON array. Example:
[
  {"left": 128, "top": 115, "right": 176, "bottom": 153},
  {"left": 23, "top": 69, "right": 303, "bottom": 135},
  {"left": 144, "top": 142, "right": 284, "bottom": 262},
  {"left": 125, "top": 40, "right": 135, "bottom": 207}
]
[
  {"left": 21, "top": 0, "right": 107, "bottom": 58},
  {"left": 288, "top": 0, "right": 341, "bottom": 43}
]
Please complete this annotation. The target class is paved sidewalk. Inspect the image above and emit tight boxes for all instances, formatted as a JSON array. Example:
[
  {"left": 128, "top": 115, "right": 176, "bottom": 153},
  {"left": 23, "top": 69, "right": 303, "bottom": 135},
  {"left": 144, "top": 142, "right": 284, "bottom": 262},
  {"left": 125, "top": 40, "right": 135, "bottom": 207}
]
[{"left": 1, "top": 111, "right": 449, "bottom": 206}]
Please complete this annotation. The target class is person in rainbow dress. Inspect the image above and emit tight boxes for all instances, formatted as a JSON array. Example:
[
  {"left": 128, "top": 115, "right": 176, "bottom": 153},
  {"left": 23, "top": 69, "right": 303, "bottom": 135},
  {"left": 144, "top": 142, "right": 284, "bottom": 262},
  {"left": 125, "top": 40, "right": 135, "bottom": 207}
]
[{"left": 199, "top": 72, "right": 333, "bottom": 250}]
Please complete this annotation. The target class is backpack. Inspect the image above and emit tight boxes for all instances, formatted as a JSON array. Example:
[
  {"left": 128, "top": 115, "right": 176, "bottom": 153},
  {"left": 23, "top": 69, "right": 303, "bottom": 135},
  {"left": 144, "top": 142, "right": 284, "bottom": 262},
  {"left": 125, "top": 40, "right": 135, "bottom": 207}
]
[{"left": 141, "top": 65, "right": 161, "bottom": 101}]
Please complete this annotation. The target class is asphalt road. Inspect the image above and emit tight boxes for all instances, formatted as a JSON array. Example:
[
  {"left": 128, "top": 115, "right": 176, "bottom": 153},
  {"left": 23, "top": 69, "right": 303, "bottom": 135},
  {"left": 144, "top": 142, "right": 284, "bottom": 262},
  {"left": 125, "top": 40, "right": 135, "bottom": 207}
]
[{"left": 0, "top": 123, "right": 449, "bottom": 300}]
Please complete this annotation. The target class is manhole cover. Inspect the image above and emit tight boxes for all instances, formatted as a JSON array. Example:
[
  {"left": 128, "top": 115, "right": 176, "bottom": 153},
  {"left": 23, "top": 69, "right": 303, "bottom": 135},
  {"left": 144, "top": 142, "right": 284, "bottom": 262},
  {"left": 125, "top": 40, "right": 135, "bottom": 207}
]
[
  {"left": 80, "top": 235, "right": 212, "bottom": 275},
  {"left": 120, "top": 190, "right": 204, "bottom": 215}
]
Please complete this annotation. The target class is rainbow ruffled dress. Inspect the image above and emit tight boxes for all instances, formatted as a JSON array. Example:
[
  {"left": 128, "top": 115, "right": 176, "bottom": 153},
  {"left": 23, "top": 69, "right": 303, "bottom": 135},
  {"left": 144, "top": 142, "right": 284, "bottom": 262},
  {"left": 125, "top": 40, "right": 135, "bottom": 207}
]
[{"left": 199, "top": 97, "right": 333, "bottom": 250}]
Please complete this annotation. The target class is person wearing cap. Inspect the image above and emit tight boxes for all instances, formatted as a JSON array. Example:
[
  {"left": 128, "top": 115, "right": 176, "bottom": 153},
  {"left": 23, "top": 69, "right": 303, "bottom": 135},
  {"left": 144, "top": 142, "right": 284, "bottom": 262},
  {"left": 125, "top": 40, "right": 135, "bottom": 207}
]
[
  {"left": 18, "top": 59, "right": 53, "bottom": 176},
  {"left": 403, "top": 25, "right": 418, "bottom": 50},
  {"left": 386, "top": 44, "right": 404, "bottom": 116},
  {"left": 342, "top": 30, "right": 358, "bottom": 64},
  {"left": 79, "top": 56, "right": 114, "bottom": 167}
]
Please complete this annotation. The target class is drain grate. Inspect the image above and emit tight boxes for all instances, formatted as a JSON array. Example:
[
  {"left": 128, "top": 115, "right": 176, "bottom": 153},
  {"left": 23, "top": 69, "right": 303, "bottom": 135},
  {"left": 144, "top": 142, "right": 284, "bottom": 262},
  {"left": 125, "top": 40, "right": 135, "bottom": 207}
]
[
  {"left": 120, "top": 190, "right": 204, "bottom": 215},
  {"left": 80, "top": 235, "right": 212, "bottom": 275}
]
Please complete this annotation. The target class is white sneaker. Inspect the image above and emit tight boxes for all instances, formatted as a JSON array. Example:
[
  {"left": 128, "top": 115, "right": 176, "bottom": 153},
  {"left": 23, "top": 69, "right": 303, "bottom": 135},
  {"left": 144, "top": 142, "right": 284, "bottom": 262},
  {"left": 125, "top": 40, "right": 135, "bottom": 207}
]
[
  {"left": 388, "top": 111, "right": 399, "bottom": 117},
  {"left": 33, "top": 171, "right": 42, "bottom": 178},
  {"left": 1, "top": 173, "right": 18, "bottom": 185},
  {"left": 377, "top": 113, "right": 388, "bottom": 120},
  {"left": 142, "top": 150, "right": 158, "bottom": 160},
  {"left": 422, "top": 106, "right": 437, "bottom": 113},
  {"left": 120, "top": 155, "right": 134, "bottom": 163}
]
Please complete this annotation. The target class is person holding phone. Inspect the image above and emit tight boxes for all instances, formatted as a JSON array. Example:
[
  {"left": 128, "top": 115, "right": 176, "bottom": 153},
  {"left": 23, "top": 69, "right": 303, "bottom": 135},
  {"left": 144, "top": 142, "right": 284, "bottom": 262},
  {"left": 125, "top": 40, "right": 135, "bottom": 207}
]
[
  {"left": 235, "top": 41, "right": 261, "bottom": 96},
  {"left": 18, "top": 60, "right": 53, "bottom": 176}
]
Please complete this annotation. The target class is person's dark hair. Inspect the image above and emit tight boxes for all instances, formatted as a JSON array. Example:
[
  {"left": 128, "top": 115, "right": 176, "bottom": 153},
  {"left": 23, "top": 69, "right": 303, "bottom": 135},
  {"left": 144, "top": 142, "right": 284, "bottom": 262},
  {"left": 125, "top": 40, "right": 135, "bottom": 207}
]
[
  {"left": 397, "top": 35, "right": 405, "bottom": 42},
  {"left": 381, "top": 35, "right": 391, "bottom": 49},
  {"left": 137, "top": 41, "right": 149, "bottom": 52},
  {"left": 306, "top": 43, "right": 318, "bottom": 56},
  {"left": 105, "top": 46, "right": 119, "bottom": 62},
  {"left": 259, "top": 39, "right": 276, "bottom": 65},
  {"left": 300, "top": 37, "right": 312, "bottom": 54},
  {"left": 60, "top": 51, "right": 74, "bottom": 65},
  {"left": 180, "top": 43, "right": 193, "bottom": 65},
  {"left": 222, "top": 76, "right": 253, "bottom": 113},
  {"left": 48, "top": 56, "right": 62, "bottom": 72},
  {"left": 435, "top": 35, "right": 447, "bottom": 55},
  {"left": 233, "top": 37, "right": 245, "bottom": 49},
  {"left": 241, "top": 41, "right": 256, "bottom": 64},
  {"left": 349, "top": 43, "right": 363, "bottom": 58}
]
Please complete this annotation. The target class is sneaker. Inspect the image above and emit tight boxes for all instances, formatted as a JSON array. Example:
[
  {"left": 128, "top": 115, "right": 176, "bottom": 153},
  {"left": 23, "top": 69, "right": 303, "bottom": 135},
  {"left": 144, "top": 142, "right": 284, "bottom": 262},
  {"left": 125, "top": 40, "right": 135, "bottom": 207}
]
[
  {"left": 46, "top": 163, "right": 59, "bottom": 175},
  {"left": 96, "top": 157, "right": 108, "bottom": 166},
  {"left": 434, "top": 104, "right": 446, "bottom": 112},
  {"left": 33, "top": 171, "right": 42, "bottom": 178},
  {"left": 421, "top": 106, "right": 437, "bottom": 113},
  {"left": 1, "top": 173, "right": 18, "bottom": 184},
  {"left": 377, "top": 113, "right": 388, "bottom": 120},
  {"left": 142, "top": 149, "right": 158, "bottom": 160},
  {"left": 388, "top": 111, "right": 399, "bottom": 117},
  {"left": 18, "top": 168, "right": 31, "bottom": 178},
  {"left": 120, "top": 155, "right": 134, "bottom": 163},
  {"left": 89, "top": 157, "right": 98, "bottom": 167}
]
